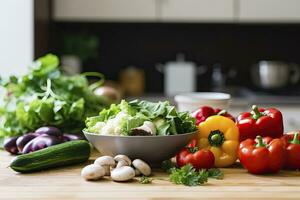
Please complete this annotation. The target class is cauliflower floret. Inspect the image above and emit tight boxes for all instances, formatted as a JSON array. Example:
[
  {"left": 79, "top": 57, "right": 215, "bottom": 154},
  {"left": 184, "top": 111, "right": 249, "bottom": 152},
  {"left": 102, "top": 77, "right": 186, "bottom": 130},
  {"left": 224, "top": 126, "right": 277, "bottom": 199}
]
[
  {"left": 98, "top": 112, "right": 130, "bottom": 135},
  {"left": 114, "top": 126, "right": 122, "bottom": 135},
  {"left": 93, "top": 122, "right": 106, "bottom": 134},
  {"left": 101, "top": 122, "right": 115, "bottom": 135}
]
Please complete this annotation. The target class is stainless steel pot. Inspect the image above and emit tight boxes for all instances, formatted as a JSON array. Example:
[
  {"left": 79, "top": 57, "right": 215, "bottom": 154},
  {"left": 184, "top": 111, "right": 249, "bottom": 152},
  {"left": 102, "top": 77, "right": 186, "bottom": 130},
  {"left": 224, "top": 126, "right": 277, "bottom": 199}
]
[{"left": 251, "top": 61, "right": 300, "bottom": 89}]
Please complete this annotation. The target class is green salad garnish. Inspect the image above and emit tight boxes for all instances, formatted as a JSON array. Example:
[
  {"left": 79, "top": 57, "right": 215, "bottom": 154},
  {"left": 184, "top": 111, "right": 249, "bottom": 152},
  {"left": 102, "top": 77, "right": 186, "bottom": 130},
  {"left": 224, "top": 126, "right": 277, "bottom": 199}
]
[{"left": 85, "top": 99, "right": 196, "bottom": 136}]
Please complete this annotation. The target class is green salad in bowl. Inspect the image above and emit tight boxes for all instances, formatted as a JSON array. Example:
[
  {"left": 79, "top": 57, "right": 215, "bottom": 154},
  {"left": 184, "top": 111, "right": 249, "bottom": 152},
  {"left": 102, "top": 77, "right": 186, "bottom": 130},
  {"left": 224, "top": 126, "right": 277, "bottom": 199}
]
[{"left": 85, "top": 99, "right": 197, "bottom": 136}]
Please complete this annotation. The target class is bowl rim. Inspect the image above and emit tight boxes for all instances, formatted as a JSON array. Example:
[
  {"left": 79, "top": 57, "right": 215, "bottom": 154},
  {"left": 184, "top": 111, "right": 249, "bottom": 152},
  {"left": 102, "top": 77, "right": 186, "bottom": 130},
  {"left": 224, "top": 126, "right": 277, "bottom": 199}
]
[
  {"left": 174, "top": 92, "right": 231, "bottom": 103},
  {"left": 83, "top": 130, "right": 198, "bottom": 138}
]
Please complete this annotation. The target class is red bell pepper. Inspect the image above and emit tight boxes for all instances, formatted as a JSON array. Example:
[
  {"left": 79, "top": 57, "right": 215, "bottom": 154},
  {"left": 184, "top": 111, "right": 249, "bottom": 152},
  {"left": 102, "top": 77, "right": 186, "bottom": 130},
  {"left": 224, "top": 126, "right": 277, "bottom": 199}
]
[
  {"left": 191, "top": 106, "right": 235, "bottom": 125},
  {"left": 236, "top": 105, "right": 283, "bottom": 141},
  {"left": 238, "top": 136, "right": 285, "bottom": 174},
  {"left": 281, "top": 131, "right": 300, "bottom": 170},
  {"left": 176, "top": 141, "right": 215, "bottom": 170}
]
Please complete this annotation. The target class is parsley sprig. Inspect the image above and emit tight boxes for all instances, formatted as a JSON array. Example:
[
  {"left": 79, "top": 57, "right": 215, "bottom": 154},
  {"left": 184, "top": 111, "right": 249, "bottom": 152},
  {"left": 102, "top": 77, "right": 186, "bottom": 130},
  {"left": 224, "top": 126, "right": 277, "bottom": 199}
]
[
  {"left": 162, "top": 161, "right": 224, "bottom": 186},
  {"left": 139, "top": 176, "right": 153, "bottom": 184},
  {"left": 169, "top": 165, "right": 208, "bottom": 186}
]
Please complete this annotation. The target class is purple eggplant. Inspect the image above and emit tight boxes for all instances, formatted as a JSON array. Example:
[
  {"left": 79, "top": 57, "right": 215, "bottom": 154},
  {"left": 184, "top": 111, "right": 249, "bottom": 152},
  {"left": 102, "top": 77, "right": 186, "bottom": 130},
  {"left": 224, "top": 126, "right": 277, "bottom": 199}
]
[
  {"left": 63, "top": 133, "right": 84, "bottom": 142},
  {"left": 3, "top": 136, "right": 19, "bottom": 154},
  {"left": 22, "top": 135, "right": 62, "bottom": 154},
  {"left": 35, "top": 126, "right": 63, "bottom": 139},
  {"left": 16, "top": 133, "right": 39, "bottom": 152}
]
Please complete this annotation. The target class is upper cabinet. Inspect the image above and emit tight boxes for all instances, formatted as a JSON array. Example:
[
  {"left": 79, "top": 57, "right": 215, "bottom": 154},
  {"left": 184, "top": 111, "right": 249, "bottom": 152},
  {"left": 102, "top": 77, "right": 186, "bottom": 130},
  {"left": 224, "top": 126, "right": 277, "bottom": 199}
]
[
  {"left": 158, "top": 0, "right": 235, "bottom": 22},
  {"left": 238, "top": 0, "right": 300, "bottom": 22},
  {"left": 53, "top": 0, "right": 157, "bottom": 21},
  {"left": 53, "top": 0, "right": 236, "bottom": 22},
  {"left": 53, "top": 0, "right": 300, "bottom": 23}
]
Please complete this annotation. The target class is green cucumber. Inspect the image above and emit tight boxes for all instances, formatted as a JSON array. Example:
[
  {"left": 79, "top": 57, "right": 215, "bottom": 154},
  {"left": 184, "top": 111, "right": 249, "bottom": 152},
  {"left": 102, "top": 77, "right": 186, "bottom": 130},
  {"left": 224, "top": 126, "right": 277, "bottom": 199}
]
[{"left": 10, "top": 140, "right": 91, "bottom": 173}]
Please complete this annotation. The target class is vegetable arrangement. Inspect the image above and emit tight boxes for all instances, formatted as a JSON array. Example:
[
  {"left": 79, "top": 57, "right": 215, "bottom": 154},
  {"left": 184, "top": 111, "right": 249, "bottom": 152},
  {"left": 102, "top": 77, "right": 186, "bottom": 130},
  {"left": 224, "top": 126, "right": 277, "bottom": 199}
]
[
  {"left": 0, "top": 54, "right": 110, "bottom": 144},
  {"left": 3, "top": 92, "right": 300, "bottom": 187},
  {"left": 85, "top": 100, "right": 196, "bottom": 136},
  {"left": 191, "top": 104, "right": 300, "bottom": 175}
]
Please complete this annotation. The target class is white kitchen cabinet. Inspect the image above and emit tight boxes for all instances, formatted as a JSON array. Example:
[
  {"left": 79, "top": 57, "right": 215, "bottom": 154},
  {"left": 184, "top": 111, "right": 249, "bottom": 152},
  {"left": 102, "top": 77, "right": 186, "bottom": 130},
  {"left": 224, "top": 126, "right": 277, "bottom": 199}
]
[
  {"left": 53, "top": 0, "right": 157, "bottom": 21},
  {"left": 158, "top": 0, "right": 235, "bottom": 22},
  {"left": 239, "top": 0, "right": 300, "bottom": 23}
]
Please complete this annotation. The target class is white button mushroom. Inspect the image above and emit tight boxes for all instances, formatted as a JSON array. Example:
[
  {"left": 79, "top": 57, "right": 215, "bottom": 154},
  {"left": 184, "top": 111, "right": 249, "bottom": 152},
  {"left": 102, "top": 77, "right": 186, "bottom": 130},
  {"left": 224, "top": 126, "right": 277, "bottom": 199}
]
[
  {"left": 143, "top": 121, "right": 157, "bottom": 135},
  {"left": 130, "top": 121, "right": 157, "bottom": 136},
  {"left": 132, "top": 159, "right": 151, "bottom": 176},
  {"left": 81, "top": 164, "right": 105, "bottom": 181},
  {"left": 114, "top": 155, "right": 132, "bottom": 168},
  {"left": 94, "top": 156, "right": 116, "bottom": 175},
  {"left": 111, "top": 166, "right": 135, "bottom": 182}
]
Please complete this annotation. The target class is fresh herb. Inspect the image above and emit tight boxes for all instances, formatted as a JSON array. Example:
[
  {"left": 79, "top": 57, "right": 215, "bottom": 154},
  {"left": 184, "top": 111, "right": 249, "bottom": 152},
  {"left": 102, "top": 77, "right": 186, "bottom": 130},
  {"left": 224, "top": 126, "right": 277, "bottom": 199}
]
[
  {"left": 0, "top": 54, "right": 110, "bottom": 145},
  {"left": 169, "top": 164, "right": 208, "bottom": 186},
  {"left": 139, "top": 176, "right": 153, "bottom": 184},
  {"left": 207, "top": 168, "right": 224, "bottom": 180},
  {"left": 161, "top": 160, "right": 177, "bottom": 173},
  {"left": 168, "top": 164, "right": 224, "bottom": 186}
]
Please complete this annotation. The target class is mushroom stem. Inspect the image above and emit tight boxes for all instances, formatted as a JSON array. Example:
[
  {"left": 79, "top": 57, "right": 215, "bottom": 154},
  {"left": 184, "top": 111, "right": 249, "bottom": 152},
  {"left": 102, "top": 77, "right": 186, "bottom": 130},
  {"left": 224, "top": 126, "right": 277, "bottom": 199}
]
[{"left": 116, "top": 160, "right": 128, "bottom": 168}]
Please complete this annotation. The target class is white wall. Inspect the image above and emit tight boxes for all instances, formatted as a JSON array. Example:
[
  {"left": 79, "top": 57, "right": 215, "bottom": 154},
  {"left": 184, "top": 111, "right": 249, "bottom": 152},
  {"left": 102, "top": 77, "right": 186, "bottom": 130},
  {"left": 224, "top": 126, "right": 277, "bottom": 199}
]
[{"left": 0, "top": 0, "right": 34, "bottom": 77}]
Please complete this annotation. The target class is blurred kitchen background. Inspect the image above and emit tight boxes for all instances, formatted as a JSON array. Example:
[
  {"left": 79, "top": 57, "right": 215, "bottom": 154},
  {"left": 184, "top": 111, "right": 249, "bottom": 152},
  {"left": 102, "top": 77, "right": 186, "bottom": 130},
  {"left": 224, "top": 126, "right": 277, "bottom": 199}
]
[{"left": 1, "top": 0, "right": 300, "bottom": 131}]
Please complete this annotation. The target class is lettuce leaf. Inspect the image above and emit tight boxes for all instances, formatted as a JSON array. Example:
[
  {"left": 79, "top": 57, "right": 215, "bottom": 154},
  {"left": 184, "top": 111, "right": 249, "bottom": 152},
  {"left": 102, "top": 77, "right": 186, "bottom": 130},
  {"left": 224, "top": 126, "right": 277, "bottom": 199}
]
[{"left": 85, "top": 99, "right": 196, "bottom": 135}]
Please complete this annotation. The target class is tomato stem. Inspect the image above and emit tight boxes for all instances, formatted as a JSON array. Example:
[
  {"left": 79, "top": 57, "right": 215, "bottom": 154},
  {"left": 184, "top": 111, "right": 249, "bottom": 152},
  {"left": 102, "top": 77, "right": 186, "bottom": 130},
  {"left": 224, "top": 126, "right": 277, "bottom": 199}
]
[
  {"left": 255, "top": 136, "right": 266, "bottom": 147},
  {"left": 290, "top": 132, "right": 300, "bottom": 145}
]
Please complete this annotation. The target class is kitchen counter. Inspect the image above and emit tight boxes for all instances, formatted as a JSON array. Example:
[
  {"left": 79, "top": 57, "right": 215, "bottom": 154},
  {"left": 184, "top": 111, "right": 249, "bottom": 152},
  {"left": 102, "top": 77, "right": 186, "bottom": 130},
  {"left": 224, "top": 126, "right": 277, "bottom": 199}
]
[{"left": 1, "top": 151, "right": 300, "bottom": 200}]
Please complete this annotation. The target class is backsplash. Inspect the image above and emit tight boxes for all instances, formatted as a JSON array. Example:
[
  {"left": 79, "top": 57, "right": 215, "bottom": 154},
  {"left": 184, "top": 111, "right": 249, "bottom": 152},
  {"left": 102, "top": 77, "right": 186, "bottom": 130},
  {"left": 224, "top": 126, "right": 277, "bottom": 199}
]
[{"left": 51, "top": 22, "right": 300, "bottom": 93}]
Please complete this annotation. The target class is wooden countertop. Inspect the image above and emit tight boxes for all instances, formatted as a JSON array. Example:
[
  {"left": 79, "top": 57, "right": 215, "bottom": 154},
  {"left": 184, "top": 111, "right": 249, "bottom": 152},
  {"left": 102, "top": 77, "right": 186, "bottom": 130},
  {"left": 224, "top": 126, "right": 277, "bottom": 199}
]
[{"left": 1, "top": 151, "right": 300, "bottom": 200}]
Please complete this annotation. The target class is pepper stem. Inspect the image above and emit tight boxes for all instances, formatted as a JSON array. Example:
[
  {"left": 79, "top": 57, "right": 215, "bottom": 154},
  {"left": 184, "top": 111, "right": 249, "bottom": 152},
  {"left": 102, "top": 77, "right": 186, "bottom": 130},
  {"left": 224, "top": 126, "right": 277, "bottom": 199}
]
[
  {"left": 255, "top": 136, "right": 266, "bottom": 147},
  {"left": 217, "top": 110, "right": 227, "bottom": 116},
  {"left": 208, "top": 130, "right": 225, "bottom": 147},
  {"left": 290, "top": 132, "right": 300, "bottom": 145},
  {"left": 251, "top": 105, "right": 263, "bottom": 120},
  {"left": 187, "top": 146, "right": 199, "bottom": 153}
]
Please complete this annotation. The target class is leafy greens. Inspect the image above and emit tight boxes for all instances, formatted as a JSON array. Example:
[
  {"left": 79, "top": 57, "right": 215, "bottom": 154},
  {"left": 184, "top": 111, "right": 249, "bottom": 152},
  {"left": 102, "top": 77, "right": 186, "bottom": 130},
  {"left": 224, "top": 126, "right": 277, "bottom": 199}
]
[
  {"left": 0, "top": 54, "right": 110, "bottom": 143},
  {"left": 85, "top": 99, "right": 196, "bottom": 135}
]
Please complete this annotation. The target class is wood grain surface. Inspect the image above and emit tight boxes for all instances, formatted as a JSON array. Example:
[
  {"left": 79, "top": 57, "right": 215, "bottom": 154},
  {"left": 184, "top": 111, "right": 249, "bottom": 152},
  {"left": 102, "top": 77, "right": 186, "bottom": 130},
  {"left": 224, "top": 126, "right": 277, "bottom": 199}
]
[{"left": 0, "top": 151, "right": 300, "bottom": 200}]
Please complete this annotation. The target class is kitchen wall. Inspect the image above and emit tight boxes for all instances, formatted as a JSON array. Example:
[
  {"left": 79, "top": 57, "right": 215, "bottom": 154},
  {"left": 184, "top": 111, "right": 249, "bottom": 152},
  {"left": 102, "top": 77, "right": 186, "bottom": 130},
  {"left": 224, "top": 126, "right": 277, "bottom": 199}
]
[
  {"left": 0, "top": 0, "right": 34, "bottom": 77},
  {"left": 47, "top": 0, "right": 300, "bottom": 93},
  {"left": 52, "top": 22, "right": 300, "bottom": 92}
]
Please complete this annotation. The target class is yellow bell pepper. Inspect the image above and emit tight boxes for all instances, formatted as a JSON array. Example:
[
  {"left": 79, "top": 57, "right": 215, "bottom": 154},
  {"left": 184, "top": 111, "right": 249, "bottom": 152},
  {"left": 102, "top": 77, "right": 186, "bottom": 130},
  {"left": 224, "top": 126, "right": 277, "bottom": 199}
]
[{"left": 198, "top": 115, "right": 239, "bottom": 167}]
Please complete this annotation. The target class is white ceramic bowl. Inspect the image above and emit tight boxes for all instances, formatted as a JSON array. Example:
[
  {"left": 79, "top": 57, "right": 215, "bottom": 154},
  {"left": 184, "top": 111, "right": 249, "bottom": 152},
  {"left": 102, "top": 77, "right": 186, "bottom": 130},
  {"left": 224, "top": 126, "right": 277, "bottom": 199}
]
[
  {"left": 174, "top": 92, "right": 231, "bottom": 112},
  {"left": 84, "top": 131, "right": 198, "bottom": 165}
]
